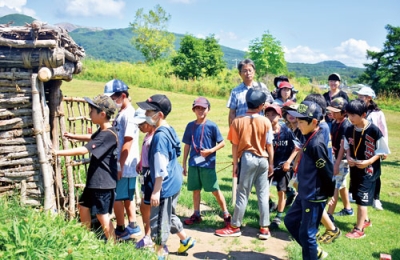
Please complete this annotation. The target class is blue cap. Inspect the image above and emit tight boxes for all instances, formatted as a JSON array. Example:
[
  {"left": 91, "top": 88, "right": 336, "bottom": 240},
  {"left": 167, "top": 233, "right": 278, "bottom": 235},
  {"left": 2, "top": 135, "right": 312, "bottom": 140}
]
[{"left": 103, "top": 79, "right": 129, "bottom": 96}]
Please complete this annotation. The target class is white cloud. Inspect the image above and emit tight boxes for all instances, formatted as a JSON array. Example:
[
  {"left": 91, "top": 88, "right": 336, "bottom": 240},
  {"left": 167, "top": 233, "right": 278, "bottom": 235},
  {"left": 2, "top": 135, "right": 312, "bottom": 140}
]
[
  {"left": 284, "top": 45, "right": 329, "bottom": 64},
  {"left": 332, "top": 38, "right": 381, "bottom": 67},
  {"left": 0, "top": 0, "right": 36, "bottom": 17},
  {"left": 62, "top": 0, "right": 125, "bottom": 17},
  {"left": 196, "top": 33, "right": 206, "bottom": 39}
]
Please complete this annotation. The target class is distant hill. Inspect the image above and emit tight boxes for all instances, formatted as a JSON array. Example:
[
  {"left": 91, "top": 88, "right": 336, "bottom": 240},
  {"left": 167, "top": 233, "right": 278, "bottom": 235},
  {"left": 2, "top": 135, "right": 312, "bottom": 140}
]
[{"left": 0, "top": 13, "right": 364, "bottom": 82}]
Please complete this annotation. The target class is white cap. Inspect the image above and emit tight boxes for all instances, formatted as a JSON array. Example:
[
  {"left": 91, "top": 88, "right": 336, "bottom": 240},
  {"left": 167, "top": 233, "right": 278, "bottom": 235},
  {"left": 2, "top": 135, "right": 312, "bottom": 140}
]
[
  {"left": 132, "top": 108, "right": 146, "bottom": 125},
  {"left": 353, "top": 84, "right": 376, "bottom": 99}
]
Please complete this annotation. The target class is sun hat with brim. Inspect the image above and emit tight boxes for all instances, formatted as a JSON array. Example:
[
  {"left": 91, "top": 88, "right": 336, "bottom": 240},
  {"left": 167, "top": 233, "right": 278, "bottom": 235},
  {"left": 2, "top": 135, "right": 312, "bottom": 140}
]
[
  {"left": 84, "top": 94, "right": 117, "bottom": 116},
  {"left": 132, "top": 108, "right": 146, "bottom": 125},
  {"left": 278, "top": 81, "right": 293, "bottom": 89},
  {"left": 288, "top": 101, "right": 323, "bottom": 120},
  {"left": 327, "top": 97, "right": 348, "bottom": 113},
  {"left": 103, "top": 79, "right": 129, "bottom": 96},
  {"left": 136, "top": 94, "right": 172, "bottom": 116},
  {"left": 353, "top": 85, "right": 376, "bottom": 99}
]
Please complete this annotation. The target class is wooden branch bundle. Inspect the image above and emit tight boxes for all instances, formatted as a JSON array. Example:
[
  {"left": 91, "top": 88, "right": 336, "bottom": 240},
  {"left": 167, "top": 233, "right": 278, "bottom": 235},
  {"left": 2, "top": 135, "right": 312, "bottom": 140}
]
[
  {"left": 0, "top": 157, "right": 37, "bottom": 167},
  {"left": 0, "top": 150, "right": 38, "bottom": 161},
  {"left": 0, "top": 109, "right": 32, "bottom": 119},
  {"left": 0, "top": 164, "right": 39, "bottom": 175},
  {"left": 0, "top": 79, "right": 32, "bottom": 87},
  {"left": 0, "top": 47, "right": 64, "bottom": 68},
  {"left": 0, "top": 71, "right": 31, "bottom": 80},
  {"left": 0, "top": 116, "right": 33, "bottom": 131},
  {"left": 38, "top": 62, "right": 76, "bottom": 82},
  {"left": 0, "top": 174, "right": 39, "bottom": 183},
  {"left": 0, "top": 86, "right": 32, "bottom": 93},
  {"left": 0, "top": 144, "right": 37, "bottom": 155}
]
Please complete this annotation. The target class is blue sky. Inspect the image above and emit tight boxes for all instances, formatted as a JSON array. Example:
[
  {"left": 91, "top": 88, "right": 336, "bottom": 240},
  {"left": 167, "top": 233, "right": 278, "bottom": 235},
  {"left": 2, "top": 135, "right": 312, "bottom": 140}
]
[{"left": 1, "top": 0, "right": 399, "bottom": 68}]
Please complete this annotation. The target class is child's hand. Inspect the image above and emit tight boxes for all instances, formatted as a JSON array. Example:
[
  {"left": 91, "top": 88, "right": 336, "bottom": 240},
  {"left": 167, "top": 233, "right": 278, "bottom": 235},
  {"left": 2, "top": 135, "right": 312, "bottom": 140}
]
[
  {"left": 182, "top": 165, "right": 187, "bottom": 176},
  {"left": 333, "top": 162, "right": 340, "bottom": 176},
  {"left": 268, "top": 165, "right": 274, "bottom": 177},
  {"left": 355, "top": 160, "right": 370, "bottom": 169},
  {"left": 328, "top": 197, "right": 335, "bottom": 206},
  {"left": 63, "top": 132, "right": 74, "bottom": 139},
  {"left": 282, "top": 161, "right": 290, "bottom": 172},
  {"left": 151, "top": 191, "right": 160, "bottom": 207},
  {"left": 232, "top": 163, "right": 238, "bottom": 178},
  {"left": 200, "top": 149, "right": 213, "bottom": 158},
  {"left": 347, "top": 157, "right": 357, "bottom": 167}
]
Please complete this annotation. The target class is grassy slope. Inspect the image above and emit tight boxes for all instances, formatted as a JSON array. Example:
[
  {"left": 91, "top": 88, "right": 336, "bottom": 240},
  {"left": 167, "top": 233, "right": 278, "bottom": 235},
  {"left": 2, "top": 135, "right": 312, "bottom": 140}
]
[{"left": 61, "top": 79, "right": 400, "bottom": 259}]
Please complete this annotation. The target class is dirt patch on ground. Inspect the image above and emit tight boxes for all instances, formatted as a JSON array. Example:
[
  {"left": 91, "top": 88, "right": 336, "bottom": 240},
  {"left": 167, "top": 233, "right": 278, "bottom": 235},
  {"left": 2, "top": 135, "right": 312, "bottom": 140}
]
[{"left": 134, "top": 204, "right": 291, "bottom": 260}]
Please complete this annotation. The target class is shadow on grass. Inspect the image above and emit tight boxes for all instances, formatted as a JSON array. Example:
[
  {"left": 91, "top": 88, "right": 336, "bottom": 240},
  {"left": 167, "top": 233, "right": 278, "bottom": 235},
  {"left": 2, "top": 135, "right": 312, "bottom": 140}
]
[{"left": 190, "top": 250, "right": 284, "bottom": 260}]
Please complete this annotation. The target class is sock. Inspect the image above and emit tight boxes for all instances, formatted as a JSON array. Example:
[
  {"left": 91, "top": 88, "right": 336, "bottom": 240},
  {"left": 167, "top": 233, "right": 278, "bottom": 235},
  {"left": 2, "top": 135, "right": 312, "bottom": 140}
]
[
  {"left": 116, "top": 225, "right": 125, "bottom": 232},
  {"left": 276, "top": 211, "right": 283, "bottom": 218},
  {"left": 129, "top": 222, "right": 137, "bottom": 228},
  {"left": 194, "top": 210, "right": 200, "bottom": 217}
]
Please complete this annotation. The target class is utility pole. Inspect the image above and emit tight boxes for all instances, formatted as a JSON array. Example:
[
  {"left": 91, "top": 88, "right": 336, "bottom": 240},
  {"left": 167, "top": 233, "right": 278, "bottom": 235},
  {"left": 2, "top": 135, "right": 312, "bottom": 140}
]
[{"left": 232, "top": 58, "right": 239, "bottom": 69}]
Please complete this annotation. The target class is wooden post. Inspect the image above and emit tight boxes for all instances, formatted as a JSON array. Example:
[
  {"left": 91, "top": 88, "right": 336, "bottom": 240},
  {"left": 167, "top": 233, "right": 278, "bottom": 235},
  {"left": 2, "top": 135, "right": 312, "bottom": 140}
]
[{"left": 31, "top": 73, "right": 55, "bottom": 212}]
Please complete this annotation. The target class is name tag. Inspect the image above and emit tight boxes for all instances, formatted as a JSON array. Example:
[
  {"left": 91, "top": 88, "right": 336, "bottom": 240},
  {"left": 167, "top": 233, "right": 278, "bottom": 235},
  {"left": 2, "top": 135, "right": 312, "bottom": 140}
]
[{"left": 194, "top": 155, "right": 206, "bottom": 164}]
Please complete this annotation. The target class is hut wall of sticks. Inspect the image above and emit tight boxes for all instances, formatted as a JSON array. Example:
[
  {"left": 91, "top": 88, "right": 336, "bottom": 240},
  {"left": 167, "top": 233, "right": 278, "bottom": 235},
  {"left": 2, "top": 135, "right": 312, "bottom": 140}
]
[{"left": 0, "top": 20, "right": 86, "bottom": 217}]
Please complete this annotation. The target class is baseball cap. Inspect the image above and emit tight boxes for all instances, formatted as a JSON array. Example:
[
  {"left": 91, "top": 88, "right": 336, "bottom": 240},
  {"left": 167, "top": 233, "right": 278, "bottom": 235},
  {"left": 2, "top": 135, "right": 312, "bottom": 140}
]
[
  {"left": 246, "top": 88, "right": 267, "bottom": 109},
  {"left": 282, "top": 100, "right": 299, "bottom": 111},
  {"left": 265, "top": 104, "right": 282, "bottom": 117},
  {"left": 328, "top": 73, "right": 341, "bottom": 81},
  {"left": 136, "top": 94, "right": 172, "bottom": 116},
  {"left": 103, "top": 79, "right": 129, "bottom": 96},
  {"left": 353, "top": 85, "right": 376, "bottom": 99},
  {"left": 84, "top": 94, "right": 117, "bottom": 116},
  {"left": 273, "top": 75, "right": 289, "bottom": 88},
  {"left": 327, "top": 97, "right": 348, "bottom": 113},
  {"left": 192, "top": 97, "right": 210, "bottom": 110},
  {"left": 278, "top": 81, "right": 293, "bottom": 89},
  {"left": 288, "top": 101, "right": 323, "bottom": 120},
  {"left": 132, "top": 108, "right": 146, "bottom": 125}
]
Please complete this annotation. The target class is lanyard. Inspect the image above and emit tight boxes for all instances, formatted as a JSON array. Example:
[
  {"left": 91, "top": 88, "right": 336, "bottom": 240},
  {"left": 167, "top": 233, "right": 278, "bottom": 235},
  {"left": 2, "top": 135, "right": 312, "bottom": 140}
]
[
  {"left": 353, "top": 124, "right": 366, "bottom": 160},
  {"left": 192, "top": 121, "right": 206, "bottom": 154},
  {"left": 294, "top": 127, "right": 320, "bottom": 174}
]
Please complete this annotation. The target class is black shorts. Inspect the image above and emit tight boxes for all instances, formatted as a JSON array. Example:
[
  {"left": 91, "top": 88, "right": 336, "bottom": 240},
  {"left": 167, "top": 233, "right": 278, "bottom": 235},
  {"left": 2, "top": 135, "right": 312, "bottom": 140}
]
[
  {"left": 140, "top": 167, "right": 153, "bottom": 205},
  {"left": 79, "top": 188, "right": 115, "bottom": 215},
  {"left": 271, "top": 169, "right": 290, "bottom": 192},
  {"left": 350, "top": 171, "right": 376, "bottom": 206}
]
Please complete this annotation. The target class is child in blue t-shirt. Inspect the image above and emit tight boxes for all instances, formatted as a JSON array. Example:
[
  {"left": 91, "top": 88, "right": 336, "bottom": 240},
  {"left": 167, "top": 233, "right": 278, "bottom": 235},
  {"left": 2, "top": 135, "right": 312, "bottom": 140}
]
[
  {"left": 265, "top": 104, "right": 298, "bottom": 228},
  {"left": 182, "top": 97, "right": 230, "bottom": 227}
]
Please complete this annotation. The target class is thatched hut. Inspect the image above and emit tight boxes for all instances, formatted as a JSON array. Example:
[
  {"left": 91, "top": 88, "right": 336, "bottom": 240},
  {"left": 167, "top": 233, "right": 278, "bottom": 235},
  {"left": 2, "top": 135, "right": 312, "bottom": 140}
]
[{"left": 0, "top": 20, "right": 86, "bottom": 218}]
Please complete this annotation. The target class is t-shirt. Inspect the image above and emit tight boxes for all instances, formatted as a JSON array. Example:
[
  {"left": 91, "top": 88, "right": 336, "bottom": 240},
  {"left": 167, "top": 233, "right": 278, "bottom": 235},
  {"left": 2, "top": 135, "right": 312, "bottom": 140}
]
[
  {"left": 113, "top": 105, "right": 140, "bottom": 177},
  {"left": 367, "top": 110, "right": 389, "bottom": 149},
  {"left": 228, "top": 114, "right": 272, "bottom": 159},
  {"left": 273, "top": 124, "right": 296, "bottom": 167},
  {"left": 343, "top": 121, "right": 390, "bottom": 180},
  {"left": 330, "top": 118, "right": 351, "bottom": 160},
  {"left": 320, "top": 121, "right": 333, "bottom": 163},
  {"left": 227, "top": 82, "right": 274, "bottom": 117},
  {"left": 148, "top": 125, "right": 183, "bottom": 198},
  {"left": 182, "top": 120, "right": 223, "bottom": 168},
  {"left": 84, "top": 127, "right": 118, "bottom": 189},
  {"left": 296, "top": 129, "right": 334, "bottom": 201},
  {"left": 141, "top": 132, "right": 153, "bottom": 168}
]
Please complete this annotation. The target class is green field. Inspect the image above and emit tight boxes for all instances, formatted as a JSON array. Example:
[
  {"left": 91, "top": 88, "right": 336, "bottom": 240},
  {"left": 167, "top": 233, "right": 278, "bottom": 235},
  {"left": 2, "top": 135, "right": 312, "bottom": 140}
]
[{"left": 1, "top": 78, "right": 398, "bottom": 259}]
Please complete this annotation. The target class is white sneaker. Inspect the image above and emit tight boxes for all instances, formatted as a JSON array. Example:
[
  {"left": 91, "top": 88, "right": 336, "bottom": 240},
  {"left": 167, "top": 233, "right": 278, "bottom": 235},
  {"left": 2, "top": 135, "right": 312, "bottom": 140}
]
[{"left": 373, "top": 199, "right": 383, "bottom": 210}]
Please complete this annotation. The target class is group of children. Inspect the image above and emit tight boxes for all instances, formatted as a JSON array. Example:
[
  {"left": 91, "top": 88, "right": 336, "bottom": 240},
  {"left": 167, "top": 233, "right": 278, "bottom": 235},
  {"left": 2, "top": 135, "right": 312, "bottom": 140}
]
[{"left": 54, "top": 72, "right": 389, "bottom": 260}]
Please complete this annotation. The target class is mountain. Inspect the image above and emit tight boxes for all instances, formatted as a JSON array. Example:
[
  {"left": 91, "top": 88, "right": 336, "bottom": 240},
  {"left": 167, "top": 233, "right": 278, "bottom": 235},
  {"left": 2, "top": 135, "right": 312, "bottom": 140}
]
[{"left": 0, "top": 14, "right": 364, "bottom": 81}]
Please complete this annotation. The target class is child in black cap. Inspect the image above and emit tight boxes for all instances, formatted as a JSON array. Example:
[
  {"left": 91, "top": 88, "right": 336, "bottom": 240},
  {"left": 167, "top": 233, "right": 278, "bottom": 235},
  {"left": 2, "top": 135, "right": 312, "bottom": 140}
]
[{"left": 284, "top": 101, "right": 335, "bottom": 259}]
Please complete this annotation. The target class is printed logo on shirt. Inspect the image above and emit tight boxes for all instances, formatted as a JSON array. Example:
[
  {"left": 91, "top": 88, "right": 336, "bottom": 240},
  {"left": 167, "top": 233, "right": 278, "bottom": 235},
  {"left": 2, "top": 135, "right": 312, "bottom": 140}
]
[
  {"left": 365, "top": 165, "right": 374, "bottom": 175},
  {"left": 315, "top": 158, "right": 326, "bottom": 168},
  {"left": 92, "top": 144, "right": 96, "bottom": 149},
  {"left": 305, "top": 208, "right": 310, "bottom": 213}
]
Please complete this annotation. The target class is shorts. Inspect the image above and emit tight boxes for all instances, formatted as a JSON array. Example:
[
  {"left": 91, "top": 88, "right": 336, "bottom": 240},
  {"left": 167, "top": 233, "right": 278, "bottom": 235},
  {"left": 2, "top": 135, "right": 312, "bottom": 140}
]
[
  {"left": 187, "top": 166, "right": 220, "bottom": 192},
  {"left": 350, "top": 170, "right": 376, "bottom": 206},
  {"left": 79, "top": 188, "right": 115, "bottom": 215},
  {"left": 115, "top": 177, "right": 136, "bottom": 201},
  {"left": 271, "top": 169, "right": 289, "bottom": 192},
  {"left": 334, "top": 159, "right": 349, "bottom": 189},
  {"left": 140, "top": 167, "right": 153, "bottom": 205}
]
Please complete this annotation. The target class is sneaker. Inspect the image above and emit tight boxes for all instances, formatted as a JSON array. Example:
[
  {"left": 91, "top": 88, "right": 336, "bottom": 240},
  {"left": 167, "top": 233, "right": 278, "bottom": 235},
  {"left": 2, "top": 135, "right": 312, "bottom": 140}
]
[
  {"left": 373, "top": 199, "right": 383, "bottom": 210},
  {"left": 135, "top": 235, "right": 154, "bottom": 249},
  {"left": 117, "top": 225, "right": 142, "bottom": 240},
  {"left": 317, "top": 247, "right": 328, "bottom": 259},
  {"left": 334, "top": 208, "right": 354, "bottom": 216},
  {"left": 363, "top": 219, "right": 372, "bottom": 229},
  {"left": 270, "top": 216, "right": 282, "bottom": 229},
  {"left": 223, "top": 215, "right": 231, "bottom": 227},
  {"left": 346, "top": 228, "right": 365, "bottom": 239},
  {"left": 317, "top": 228, "right": 341, "bottom": 244},
  {"left": 184, "top": 214, "right": 202, "bottom": 225},
  {"left": 215, "top": 225, "right": 241, "bottom": 237},
  {"left": 177, "top": 237, "right": 195, "bottom": 254},
  {"left": 258, "top": 227, "right": 271, "bottom": 240}
]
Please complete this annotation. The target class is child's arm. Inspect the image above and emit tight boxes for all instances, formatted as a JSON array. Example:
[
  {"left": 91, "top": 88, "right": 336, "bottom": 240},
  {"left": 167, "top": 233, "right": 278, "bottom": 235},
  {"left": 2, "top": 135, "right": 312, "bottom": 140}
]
[
  {"left": 63, "top": 132, "right": 91, "bottom": 142},
  {"left": 265, "top": 143, "right": 274, "bottom": 177},
  {"left": 355, "top": 155, "right": 381, "bottom": 169},
  {"left": 232, "top": 143, "right": 239, "bottom": 178},
  {"left": 151, "top": 177, "right": 163, "bottom": 207},
  {"left": 119, "top": 136, "right": 133, "bottom": 179},
  {"left": 55, "top": 146, "right": 89, "bottom": 157},
  {"left": 182, "top": 143, "right": 190, "bottom": 176},
  {"left": 200, "top": 140, "right": 225, "bottom": 158},
  {"left": 283, "top": 149, "right": 298, "bottom": 172},
  {"left": 333, "top": 139, "right": 346, "bottom": 175}
]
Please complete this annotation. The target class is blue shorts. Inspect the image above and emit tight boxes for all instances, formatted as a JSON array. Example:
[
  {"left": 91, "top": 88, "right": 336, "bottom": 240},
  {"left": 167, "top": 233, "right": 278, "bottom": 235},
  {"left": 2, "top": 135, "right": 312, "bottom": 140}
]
[
  {"left": 115, "top": 177, "right": 136, "bottom": 201},
  {"left": 79, "top": 188, "right": 115, "bottom": 215},
  {"left": 140, "top": 167, "right": 153, "bottom": 205}
]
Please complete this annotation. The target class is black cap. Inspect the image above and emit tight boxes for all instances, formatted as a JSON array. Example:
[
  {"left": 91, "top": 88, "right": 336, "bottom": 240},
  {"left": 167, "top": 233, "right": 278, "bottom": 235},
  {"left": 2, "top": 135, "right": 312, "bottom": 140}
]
[
  {"left": 328, "top": 73, "right": 341, "bottom": 81},
  {"left": 136, "top": 94, "right": 172, "bottom": 116},
  {"left": 288, "top": 101, "right": 323, "bottom": 120},
  {"left": 246, "top": 88, "right": 266, "bottom": 109}
]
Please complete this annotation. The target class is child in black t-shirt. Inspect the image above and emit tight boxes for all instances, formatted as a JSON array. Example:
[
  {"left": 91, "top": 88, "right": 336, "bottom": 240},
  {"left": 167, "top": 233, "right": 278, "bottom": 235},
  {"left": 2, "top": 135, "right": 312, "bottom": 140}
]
[
  {"left": 265, "top": 104, "right": 298, "bottom": 228},
  {"left": 55, "top": 94, "right": 118, "bottom": 242}
]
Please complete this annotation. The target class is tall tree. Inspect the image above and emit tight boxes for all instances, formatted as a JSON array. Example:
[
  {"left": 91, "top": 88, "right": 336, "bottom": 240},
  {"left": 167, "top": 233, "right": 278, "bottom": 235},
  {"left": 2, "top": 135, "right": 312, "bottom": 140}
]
[
  {"left": 247, "top": 31, "right": 287, "bottom": 77},
  {"left": 359, "top": 24, "right": 400, "bottom": 95},
  {"left": 171, "top": 34, "right": 226, "bottom": 79},
  {"left": 130, "top": 5, "right": 175, "bottom": 62}
]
